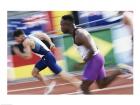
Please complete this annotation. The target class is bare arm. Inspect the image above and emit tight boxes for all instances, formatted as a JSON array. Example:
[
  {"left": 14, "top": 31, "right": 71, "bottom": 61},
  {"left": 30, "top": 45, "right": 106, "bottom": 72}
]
[
  {"left": 34, "top": 32, "right": 55, "bottom": 48},
  {"left": 123, "top": 12, "right": 133, "bottom": 34},
  {"left": 13, "top": 39, "right": 32, "bottom": 59}
]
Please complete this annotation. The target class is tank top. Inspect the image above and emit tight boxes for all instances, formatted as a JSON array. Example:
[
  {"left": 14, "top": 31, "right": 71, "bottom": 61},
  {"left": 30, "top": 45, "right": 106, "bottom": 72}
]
[{"left": 27, "top": 34, "right": 50, "bottom": 55}]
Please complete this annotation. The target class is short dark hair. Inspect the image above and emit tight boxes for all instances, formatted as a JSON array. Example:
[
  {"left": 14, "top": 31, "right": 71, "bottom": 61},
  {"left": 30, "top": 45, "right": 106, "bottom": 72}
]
[
  {"left": 62, "top": 15, "right": 74, "bottom": 23},
  {"left": 13, "top": 29, "right": 24, "bottom": 37}
]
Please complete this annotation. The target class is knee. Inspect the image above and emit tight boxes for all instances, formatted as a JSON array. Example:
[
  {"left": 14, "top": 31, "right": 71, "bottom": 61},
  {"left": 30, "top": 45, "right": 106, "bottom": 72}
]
[
  {"left": 80, "top": 82, "right": 88, "bottom": 91},
  {"left": 80, "top": 80, "right": 93, "bottom": 91},
  {"left": 32, "top": 70, "right": 39, "bottom": 78},
  {"left": 80, "top": 82, "right": 90, "bottom": 94}
]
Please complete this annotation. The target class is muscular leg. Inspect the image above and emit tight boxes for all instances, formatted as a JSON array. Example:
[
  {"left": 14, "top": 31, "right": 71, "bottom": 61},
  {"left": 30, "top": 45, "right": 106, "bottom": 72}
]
[
  {"left": 46, "top": 54, "right": 81, "bottom": 90},
  {"left": 32, "top": 67, "right": 57, "bottom": 94},
  {"left": 32, "top": 67, "right": 47, "bottom": 85},
  {"left": 58, "top": 71, "right": 81, "bottom": 89},
  {"left": 80, "top": 80, "right": 94, "bottom": 94},
  {"left": 80, "top": 70, "right": 121, "bottom": 94},
  {"left": 96, "top": 70, "right": 121, "bottom": 89}
]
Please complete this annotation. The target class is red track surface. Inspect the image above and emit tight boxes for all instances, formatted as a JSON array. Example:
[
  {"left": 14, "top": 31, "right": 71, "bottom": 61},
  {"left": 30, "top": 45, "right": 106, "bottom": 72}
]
[{"left": 8, "top": 71, "right": 133, "bottom": 95}]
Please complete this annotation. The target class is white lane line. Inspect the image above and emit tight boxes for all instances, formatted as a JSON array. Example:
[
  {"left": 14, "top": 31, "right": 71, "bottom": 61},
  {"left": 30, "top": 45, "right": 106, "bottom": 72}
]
[
  {"left": 8, "top": 81, "right": 81, "bottom": 93},
  {"left": 118, "top": 74, "right": 133, "bottom": 80},
  {"left": 61, "top": 84, "right": 133, "bottom": 95},
  {"left": 8, "top": 80, "right": 132, "bottom": 94},
  {"left": 127, "top": 76, "right": 133, "bottom": 79}
]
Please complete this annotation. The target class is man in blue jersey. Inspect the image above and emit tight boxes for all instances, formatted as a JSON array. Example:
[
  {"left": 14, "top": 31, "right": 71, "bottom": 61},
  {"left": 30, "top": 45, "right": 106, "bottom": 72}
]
[{"left": 12, "top": 29, "right": 81, "bottom": 94}]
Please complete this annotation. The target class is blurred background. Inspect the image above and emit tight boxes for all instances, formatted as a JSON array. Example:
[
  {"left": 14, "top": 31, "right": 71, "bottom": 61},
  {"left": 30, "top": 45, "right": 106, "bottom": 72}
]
[{"left": 7, "top": 11, "right": 133, "bottom": 82}]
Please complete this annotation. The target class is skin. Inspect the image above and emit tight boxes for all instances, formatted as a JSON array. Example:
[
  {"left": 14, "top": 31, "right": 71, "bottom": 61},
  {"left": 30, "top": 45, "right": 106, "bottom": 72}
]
[
  {"left": 74, "top": 29, "right": 98, "bottom": 62},
  {"left": 60, "top": 19, "right": 121, "bottom": 94},
  {"left": 123, "top": 12, "right": 133, "bottom": 34},
  {"left": 13, "top": 31, "right": 81, "bottom": 90}
]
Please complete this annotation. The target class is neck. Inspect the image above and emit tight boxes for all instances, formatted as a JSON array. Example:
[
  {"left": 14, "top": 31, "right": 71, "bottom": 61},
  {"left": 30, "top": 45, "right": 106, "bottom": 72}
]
[{"left": 69, "top": 24, "right": 76, "bottom": 36}]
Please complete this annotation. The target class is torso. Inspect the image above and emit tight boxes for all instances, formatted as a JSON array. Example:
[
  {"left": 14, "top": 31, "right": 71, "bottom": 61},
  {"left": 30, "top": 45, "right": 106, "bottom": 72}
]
[
  {"left": 73, "top": 28, "right": 98, "bottom": 50},
  {"left": 73, "top": 27, "right": 81, "bottom": 46},
  {"left": 23, "top": 34, "right": 50, "bottom": 55},
  {"left": 28, "top": 38, "right": 35, "bottom": 49},
  {"left": 73, "top": 28, "right": 98, "bottom": 59}
]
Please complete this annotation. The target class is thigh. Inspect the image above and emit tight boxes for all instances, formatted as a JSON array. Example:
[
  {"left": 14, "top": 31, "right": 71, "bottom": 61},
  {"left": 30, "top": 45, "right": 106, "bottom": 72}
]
[
  {"left": 35, "top": 56, "right": 48, "bottom": 71},
  {"left": 97, "top": 66, "right": 106, "bottom": 80},
  {"left": 83, "top": 56, "right": 102, "bottom": 80},
  {"left": 48, "top": 62, "right": 62, "bottom": 75},
  {"left": 44, "top": 52, "right": 62, "bottom": 74}
]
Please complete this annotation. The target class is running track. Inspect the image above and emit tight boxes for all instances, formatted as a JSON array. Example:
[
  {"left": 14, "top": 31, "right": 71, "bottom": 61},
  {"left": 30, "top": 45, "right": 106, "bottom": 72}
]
[{"left": 8, "top": 71, "right": 133, "bottom": 95}]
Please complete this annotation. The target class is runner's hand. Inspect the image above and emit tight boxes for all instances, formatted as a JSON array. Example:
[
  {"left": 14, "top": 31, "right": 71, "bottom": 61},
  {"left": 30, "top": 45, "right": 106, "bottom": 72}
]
[{"left": 50, "top": 43, "right": 55, "bottom": 49}]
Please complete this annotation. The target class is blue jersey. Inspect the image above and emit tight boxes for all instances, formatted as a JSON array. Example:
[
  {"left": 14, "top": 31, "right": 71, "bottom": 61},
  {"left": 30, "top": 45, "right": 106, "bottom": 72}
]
[
  {"left": 28, "top": 34, "right": 50, "bottom": 55},
  {"left": 26, "top": 34, "right": 62, "bottom": 74},
  {"left": 27, "top": 34, "right": 62, "bottom": 74}
]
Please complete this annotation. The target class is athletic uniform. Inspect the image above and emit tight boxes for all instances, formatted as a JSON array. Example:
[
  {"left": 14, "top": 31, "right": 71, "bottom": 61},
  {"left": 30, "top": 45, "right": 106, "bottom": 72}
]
[
  {"left": 73, "top": 28, "right": 106, "bottom": 80},
  {"left": 26, "top": 34, "right": 62, "bottom": 74}
]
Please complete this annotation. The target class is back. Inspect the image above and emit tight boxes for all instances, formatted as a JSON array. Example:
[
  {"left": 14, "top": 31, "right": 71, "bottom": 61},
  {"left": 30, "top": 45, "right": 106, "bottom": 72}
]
[{"left": 28, "top": 34, "right": 50, "bottom": 55}]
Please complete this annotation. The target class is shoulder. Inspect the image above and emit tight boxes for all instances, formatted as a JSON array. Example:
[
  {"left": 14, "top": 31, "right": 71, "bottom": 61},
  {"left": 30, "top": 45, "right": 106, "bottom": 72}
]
[
  {"left": 75, "top": 28, "right": 89, "bottom": 39},
  {"left": 75, "top": 28, "right": 84, "bottom": 35},
  {"left": 34, "top": 32, "right": 47, "bottom": 36},
  {"left": 33, "top": 32, "right": 48, "bottom": 40},
  {"left": 23, "top": 38, "right": 31, "bottom": 46},
  {"left": 75, "top": 28, "right": 90, "bottom": 36}
]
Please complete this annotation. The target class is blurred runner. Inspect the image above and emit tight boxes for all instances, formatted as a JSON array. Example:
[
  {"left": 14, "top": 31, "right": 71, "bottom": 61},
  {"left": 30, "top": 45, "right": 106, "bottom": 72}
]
[{"left": 12, "top": 29, "right": 81, "bottom": 94}]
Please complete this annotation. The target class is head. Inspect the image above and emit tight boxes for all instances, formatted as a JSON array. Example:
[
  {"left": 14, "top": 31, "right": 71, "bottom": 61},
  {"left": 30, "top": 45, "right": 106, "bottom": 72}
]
[
  {"left": 61, "top": 15, "right": 75, "bottom": 34},
  {"left": 13, "top": 29, "right": 26, "bottom": 43}
]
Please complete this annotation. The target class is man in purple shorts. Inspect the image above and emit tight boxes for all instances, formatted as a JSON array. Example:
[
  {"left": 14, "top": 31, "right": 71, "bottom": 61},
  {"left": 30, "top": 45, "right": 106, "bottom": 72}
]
[{"left": 60, "top": 15, "right": 122, "bottom": 94}]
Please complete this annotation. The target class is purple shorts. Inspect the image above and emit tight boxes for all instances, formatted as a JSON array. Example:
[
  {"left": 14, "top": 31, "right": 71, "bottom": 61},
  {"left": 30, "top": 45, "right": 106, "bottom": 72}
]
[{"left": 83, "top": 53, "right": 106, "bottom": 81}]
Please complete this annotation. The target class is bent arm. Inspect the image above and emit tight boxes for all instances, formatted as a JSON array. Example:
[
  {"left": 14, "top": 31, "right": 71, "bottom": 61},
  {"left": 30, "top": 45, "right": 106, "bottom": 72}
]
[
  {"left": 34, "top": 32, "right": 55, "bottom": 48},
  {"left": 13, "top": 39, "right": 32, "bottom": 59}
]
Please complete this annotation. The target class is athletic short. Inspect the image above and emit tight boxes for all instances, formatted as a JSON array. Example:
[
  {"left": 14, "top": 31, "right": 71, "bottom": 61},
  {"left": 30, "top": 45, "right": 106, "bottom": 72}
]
[
  {"left": 83, "top": 53, "right": 106, "bottom": 81},
  {"left": 35, "top": 51, "right": 62, "bottom": 74}
]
